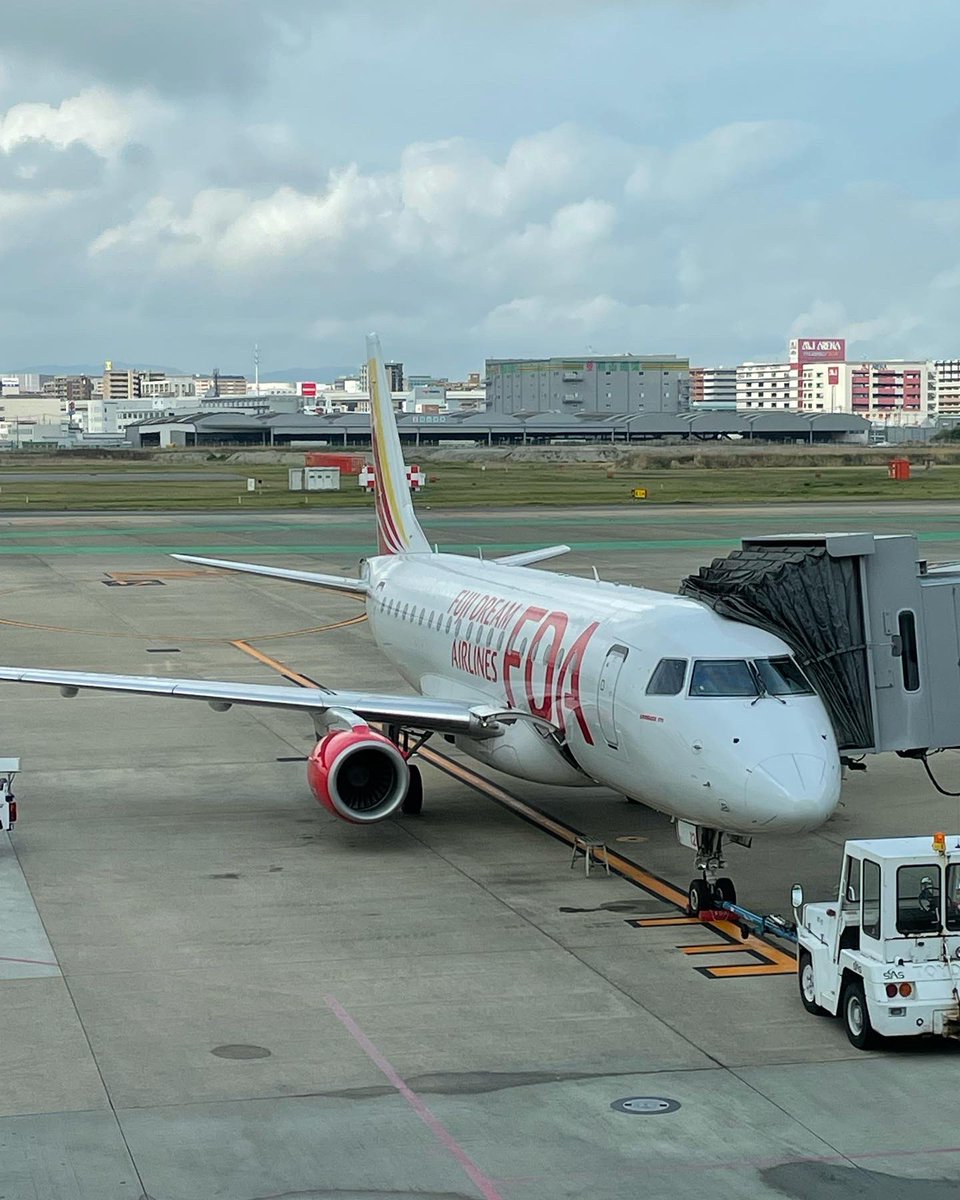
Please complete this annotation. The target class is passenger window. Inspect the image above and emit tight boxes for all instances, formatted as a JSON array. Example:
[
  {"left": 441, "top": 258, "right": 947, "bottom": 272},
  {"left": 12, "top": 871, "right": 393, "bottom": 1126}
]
[
  {"left": 486, "top": 627, "right": 494, "bottom": 647},
  {"left": 646, "top": 658, "right": 687, "bottom": 696},
  {"left": 402, "top": 604, "right": 409, "bottom": 621},
  {"left": 418, "top": 609, "right": 425, "bottom": 625},
  {"left": 861, "top": 859, "right": 881, "bottom": 938},
  {"left": 427, "top": 611, "right": 434, "bottom": 629},
  {"left": 897, "top": 864, "right": 941, "bottom": 934},
  {"left": 898, "top": 610, "right": 920, "bottom": 692},
  {"left": 689, "top": 659, "right": 758, "bottom": 697},
  {"left": 446, "top": 616, "right": 452, "bottom": 634}
]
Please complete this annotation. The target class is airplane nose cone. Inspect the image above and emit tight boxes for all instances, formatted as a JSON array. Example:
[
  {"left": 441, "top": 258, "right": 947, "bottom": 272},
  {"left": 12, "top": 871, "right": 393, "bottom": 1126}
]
[{"left": 745, "top": 753, "right": 839, "bottom": 831}]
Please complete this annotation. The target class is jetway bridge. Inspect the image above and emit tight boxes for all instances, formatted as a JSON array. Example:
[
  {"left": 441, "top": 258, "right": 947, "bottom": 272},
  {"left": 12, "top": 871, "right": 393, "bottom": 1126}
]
[{"left": 682, "top": 532, "right": 960, "bottom": 769}]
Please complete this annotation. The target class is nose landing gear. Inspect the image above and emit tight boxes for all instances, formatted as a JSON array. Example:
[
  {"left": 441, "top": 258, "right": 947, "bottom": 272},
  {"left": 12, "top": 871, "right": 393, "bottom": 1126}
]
[{"left": 685, "top": 827, "right": 738, "bottom": 916}]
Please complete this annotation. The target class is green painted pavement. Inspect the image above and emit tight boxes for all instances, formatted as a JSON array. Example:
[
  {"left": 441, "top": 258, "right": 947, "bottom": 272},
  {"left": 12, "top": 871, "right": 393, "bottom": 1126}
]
[
  {"left": 0, "top": 511, "right": 958, "bottom": 541},
  {"left": 0, "top": 540, "right": 732, "bottom": 555},
  {"left": 4, "top": 529, "right": 960, "bottom": 556}
]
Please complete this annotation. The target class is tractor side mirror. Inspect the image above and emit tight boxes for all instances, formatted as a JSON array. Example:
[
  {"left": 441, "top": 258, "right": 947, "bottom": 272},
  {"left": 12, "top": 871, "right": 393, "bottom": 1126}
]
[{"left": 791, "top": 884, "right": 804, "bottom": 910}]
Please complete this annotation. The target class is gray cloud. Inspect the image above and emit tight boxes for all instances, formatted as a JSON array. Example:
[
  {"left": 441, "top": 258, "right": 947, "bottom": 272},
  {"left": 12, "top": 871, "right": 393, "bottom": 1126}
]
[
  {"left": 0, "top": 0, "right": 956, "bottom": 375},
  {"left": 0, "top": 0, "right": 318, "bottom": 95},
  {"left": 0, "top": 140, "right": 104, "bottom": 190}
]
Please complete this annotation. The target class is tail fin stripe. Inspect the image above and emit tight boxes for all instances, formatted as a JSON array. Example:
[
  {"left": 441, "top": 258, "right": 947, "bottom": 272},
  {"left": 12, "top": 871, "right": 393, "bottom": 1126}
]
[
  {"left": 375, "top": 491, "right": 403, "bottom": 554},
  {"left": 372, "top": 420, "right": 406, "bottom": 546},
  {"left": 370, "top": 436, "right": 404, "bottom": 553},
  {"left": 365, "top": 333, "right": 431, "bottom": 557}
]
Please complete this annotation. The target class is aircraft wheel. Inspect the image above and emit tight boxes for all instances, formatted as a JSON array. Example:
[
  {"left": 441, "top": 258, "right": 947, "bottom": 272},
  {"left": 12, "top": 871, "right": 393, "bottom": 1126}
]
[
  {"left": 687, "top": 878, "right": 713, "bottom": 916},
  {"left": 798, "top": 950, "right": 828, "bottom": 1016},
  {"left": 401, "top": 765, "right": 423, "bottom": 816},
  {"left": 712, "top": 877, "right": 736, "bottom": 907},
  {"left": 841, "top": 979, "right": 879, "bottom": 1050}
]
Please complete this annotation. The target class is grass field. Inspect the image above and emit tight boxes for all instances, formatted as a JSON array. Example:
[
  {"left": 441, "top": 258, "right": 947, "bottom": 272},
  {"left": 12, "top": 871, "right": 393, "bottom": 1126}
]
[{"left": 0, "top": 458, "right": 956, "bottom": 509}]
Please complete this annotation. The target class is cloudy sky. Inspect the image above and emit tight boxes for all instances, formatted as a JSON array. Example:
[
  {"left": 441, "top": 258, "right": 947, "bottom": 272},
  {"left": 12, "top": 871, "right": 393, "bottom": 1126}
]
[{"left": 1, "top": 0, "right": 958, "bottom": 376}]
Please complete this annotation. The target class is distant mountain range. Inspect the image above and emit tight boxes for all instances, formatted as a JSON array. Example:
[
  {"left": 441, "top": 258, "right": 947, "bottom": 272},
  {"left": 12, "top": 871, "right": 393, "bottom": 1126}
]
[
  {"left": 9, "top": 362, "right": 183, "bottom": 376},
  {"left": 8, "top": 363, "right": 358, "bottom": 381}
]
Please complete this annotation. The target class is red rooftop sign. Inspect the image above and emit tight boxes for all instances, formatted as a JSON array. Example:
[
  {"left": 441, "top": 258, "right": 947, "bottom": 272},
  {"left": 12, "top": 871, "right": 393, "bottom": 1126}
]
[{"left": 792, "top": 338, "right": 846, "bottom": 363}]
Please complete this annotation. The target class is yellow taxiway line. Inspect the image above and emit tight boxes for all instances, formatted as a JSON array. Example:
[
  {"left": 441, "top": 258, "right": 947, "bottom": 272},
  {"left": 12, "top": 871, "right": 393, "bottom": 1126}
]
[{"left": 229, "top": 639, "right": 797, "bottom": 979}]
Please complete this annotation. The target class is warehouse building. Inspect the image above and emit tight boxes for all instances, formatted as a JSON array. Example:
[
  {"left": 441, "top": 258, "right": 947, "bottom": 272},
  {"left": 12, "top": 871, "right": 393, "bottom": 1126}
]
[
  {"left": 125, "top": 408, "right": 869, "bottom": 449},
  {"left": 485, "top": 355, "right": 689, "bottom": 416}
]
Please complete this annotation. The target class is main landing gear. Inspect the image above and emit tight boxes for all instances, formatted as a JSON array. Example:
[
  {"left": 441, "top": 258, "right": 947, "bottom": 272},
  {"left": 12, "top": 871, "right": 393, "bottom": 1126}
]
[
  {"left": 388, "top": 725, "right": 428, "bottom": 817},
  {"left": 686, "top": 827, "right": 737, "bottom": 916},
  {"left": 401, "top": 764, "right": 423, "bottom": 815}
]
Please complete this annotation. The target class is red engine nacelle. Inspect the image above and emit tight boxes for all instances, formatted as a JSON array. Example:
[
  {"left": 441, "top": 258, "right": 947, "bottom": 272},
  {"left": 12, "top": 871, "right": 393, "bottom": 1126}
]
[{"left": 307, "top": 725, "right": 410, "bottom": 823}]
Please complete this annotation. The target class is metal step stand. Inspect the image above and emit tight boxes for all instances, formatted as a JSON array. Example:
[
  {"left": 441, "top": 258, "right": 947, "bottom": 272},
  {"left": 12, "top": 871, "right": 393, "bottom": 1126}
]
[{"left": 570, "top": 836, "right": 611, "bottom": 877}]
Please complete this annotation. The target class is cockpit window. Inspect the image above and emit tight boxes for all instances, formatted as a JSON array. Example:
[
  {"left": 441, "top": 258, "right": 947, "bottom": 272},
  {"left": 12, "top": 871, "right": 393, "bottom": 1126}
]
[
  {"left": 754, "top": 656, "right": 815, "bottom": 696},
  {"left": 646, "top": 658, "right": 687, "bottom": 695},
  {"left": 690, "top": 659, "right": 758, "bottom": 697}
]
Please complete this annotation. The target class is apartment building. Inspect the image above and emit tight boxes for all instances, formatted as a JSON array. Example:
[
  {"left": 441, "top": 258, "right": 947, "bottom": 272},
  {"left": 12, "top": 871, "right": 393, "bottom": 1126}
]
[{"left": 690, "top": 366, "right": 737, "bottom": 409}]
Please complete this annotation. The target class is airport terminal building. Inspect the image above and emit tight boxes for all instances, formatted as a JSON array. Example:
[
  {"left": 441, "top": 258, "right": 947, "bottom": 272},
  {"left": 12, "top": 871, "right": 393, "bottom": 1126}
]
[{"left": 485, "top": 355, "right": 689, "bottom": 416}]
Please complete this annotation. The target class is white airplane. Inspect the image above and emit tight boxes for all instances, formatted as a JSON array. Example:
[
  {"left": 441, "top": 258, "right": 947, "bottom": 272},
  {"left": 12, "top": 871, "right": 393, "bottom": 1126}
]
[{"left": 0, "top": 336, "right": 841, "bottom": 912}]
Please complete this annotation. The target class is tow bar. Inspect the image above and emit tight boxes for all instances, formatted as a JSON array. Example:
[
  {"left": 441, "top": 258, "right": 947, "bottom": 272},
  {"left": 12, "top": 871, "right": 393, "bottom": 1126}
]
[
  {"left": 699, "top": 900, "right": 798, "bottom": 946},
  {"left": 0, "top": 757, "right": 20, "bottom": 832}
]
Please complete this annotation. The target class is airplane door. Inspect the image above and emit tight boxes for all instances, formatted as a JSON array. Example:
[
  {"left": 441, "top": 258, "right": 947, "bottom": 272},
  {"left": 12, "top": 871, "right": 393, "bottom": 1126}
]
[{"left": 597, "top": 644, "right": 629, "bottom": 749}]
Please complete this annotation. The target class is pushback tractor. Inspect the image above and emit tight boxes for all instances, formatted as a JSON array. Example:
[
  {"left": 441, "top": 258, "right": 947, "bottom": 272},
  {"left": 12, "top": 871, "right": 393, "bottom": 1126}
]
[{"left": 793, "top": 834, "right": 960, "bottom": 1048}]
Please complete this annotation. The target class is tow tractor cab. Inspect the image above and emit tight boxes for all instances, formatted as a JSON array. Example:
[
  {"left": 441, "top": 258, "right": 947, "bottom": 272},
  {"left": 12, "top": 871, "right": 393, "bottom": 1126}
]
[{"left": 795, "top": 834, "right": 960, "bottom": 1049}]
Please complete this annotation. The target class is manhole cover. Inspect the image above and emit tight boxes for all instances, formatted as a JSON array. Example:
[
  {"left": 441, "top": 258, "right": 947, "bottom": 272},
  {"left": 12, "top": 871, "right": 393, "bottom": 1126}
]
[
  {"left": 211, "top": 1044, "right": 271, "bottom": 1060},
  {"left": 611, "top": 1096, "right": 680, "bottom": 1115}
]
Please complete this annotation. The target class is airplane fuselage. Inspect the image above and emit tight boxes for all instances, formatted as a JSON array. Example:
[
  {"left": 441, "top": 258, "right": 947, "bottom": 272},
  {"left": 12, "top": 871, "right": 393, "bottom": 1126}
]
[{"left": 364, "top": 552, "right": 841, "bottom": 838}]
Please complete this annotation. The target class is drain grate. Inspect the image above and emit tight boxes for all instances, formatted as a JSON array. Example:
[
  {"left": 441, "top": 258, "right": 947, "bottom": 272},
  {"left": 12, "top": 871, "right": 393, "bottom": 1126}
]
[
  {"left": 611, "top": 1096, "right": 680, "bottom": 1115},
  {"left": 211, "top": 1044, "right": 271, "bottom": 1060}
]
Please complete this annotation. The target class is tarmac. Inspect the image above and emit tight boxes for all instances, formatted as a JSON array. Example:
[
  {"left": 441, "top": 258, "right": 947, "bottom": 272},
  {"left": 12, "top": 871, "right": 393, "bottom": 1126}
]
[{"left": 2, "top": 503, "right": 960, "bottom": 1200}]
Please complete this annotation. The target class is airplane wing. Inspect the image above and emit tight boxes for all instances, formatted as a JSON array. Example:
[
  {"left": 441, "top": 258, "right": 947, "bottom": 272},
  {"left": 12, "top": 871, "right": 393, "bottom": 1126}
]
[
  {"left": 0, "top": 666, "right": 505, "bottom": 738},
  {"left": 171, "top": 554, "right": 368, "bottom": 595},
  {"left": 493, "top": 545, "right": 570, "bottom": 568}
]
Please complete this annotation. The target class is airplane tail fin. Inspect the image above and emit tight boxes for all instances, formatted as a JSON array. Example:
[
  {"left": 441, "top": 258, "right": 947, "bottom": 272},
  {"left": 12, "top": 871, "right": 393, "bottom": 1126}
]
[{"left": 366, "top": 333, "right": 431, "bottom": 556}]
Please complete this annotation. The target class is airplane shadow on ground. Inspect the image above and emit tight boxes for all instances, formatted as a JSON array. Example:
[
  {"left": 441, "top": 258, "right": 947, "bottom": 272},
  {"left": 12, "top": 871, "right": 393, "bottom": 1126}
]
[{"left": 761, "top": 1162, "right": 960, "bottom": 1199}]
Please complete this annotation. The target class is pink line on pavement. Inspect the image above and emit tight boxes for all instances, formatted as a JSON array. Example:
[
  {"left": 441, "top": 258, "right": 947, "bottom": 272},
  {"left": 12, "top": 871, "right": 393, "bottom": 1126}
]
[
  {"left": 0, "top": 954, "right": 59, "bottom": 966},
  {"left": 323, "top": 993, "right": 504, "bottom": 1200}
]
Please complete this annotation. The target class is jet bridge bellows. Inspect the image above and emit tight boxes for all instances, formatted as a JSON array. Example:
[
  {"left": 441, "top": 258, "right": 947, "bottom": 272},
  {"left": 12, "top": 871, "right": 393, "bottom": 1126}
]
[{"left": 681, "top": 533, "right": 960, "bottom": 756}]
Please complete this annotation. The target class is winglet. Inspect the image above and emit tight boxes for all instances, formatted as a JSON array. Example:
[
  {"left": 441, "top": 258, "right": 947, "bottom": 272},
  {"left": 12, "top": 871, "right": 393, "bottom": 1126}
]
[{"left": 366, "top": 333, "right": 431, "bottom": 556}]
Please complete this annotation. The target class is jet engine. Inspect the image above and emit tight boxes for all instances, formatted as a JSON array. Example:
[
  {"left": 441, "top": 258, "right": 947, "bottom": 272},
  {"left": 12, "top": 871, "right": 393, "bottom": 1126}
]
[{"left": 307, "top": 725, "right": 409, "bottom": 823}]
